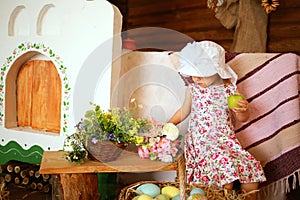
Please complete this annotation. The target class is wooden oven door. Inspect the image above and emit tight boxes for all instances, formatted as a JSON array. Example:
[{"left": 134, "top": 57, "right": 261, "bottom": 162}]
[{"left": 17, "top": 60, "right": 61, "bottom": 133}]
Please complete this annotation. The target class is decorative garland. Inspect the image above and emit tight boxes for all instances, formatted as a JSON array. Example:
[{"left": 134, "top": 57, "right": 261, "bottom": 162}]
[
  {"left": 207, "top": 0, "right": 225, "bottom": 11},
  {"left": 262, "top": 0, "right": 280, "bottom": 14},
  {"left": 0, "top": 42, "right": 71, "bottom": 133},
  {"left": 207, "top": 0, "right": 280, "bottom": 14}
]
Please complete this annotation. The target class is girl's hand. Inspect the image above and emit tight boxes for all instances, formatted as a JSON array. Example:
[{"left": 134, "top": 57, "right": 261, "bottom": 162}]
[
  {"left": 232, "top": 99, "right": 249, "bottom": 113},
  {"left": 231, "top": 91, "right": 250, "bottom": 122}
]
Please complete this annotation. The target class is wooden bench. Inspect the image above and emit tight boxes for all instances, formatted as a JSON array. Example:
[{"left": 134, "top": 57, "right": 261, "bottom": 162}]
[{"left": 40, "top": 151, "right": 180, "bottom": 200}]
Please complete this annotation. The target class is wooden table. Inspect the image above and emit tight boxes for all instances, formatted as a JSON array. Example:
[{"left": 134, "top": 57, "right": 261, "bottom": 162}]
[{"left": 40, "top": 151, "right": 182, "bottom": 200}]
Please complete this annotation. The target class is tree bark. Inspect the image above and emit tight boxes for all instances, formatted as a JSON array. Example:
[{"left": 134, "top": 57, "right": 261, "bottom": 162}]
[{"left": 59, "top": 173, "right": 100, "bottom": 200}]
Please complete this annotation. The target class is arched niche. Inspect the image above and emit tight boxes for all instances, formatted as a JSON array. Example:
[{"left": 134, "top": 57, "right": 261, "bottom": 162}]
[
  {"left": 5, "top": 51, "right": 62, "bottom": 134},
  {"left": 8, "top": 5, "right": 29, "bottom": 36},
  {"left": 37, "top": 4, "right": 60, "bottom": 36}
]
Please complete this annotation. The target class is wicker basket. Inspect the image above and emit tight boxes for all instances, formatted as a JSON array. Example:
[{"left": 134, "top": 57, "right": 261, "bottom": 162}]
[
  {"left": 118, "top": 154, "right": 257, "bottom": 200},
  {"left": 87, "top": 140, "right": 126, "bottom": 162},
  {"left": 118, "top": 181, "right": 254, "bottom": 200}
]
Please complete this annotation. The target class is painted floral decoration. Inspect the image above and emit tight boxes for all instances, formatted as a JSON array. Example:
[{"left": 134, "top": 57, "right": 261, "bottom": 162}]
[
  {"left": 136, "top": 122, "right": 182, "bottom": 163},
  {"left": 0, "top": 42, "right": 70, "bottom": 132},
  {"left": 63, "top": 99, "right": 150, "bottom": 163}
]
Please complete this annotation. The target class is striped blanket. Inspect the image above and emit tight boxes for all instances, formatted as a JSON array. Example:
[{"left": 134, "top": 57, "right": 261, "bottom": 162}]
[
  {"left": 226, "top": 53, "right": 300, "bottom": 199},
  {"left": 117, "top": 51, "right": 299, "bottom": 199}
]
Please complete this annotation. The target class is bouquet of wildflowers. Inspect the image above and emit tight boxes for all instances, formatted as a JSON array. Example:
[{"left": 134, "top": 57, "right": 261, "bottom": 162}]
[
  {"left": 136, "top": 122, "right": 182, "bottom": 163},
  {"left": 63, "top": 99, "right": 150, "bottom": 163}
]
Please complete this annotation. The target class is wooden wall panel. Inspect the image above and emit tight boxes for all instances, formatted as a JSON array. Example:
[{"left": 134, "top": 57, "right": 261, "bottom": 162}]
[
  {"left": 109, "top": 0, "right": 300, "bottom": 54},
  {"left": 124, "top": 0, "right": 234, "bottom": 51},
  {"left": 268, "top": 5, "right": 300, "bottom": 54}
]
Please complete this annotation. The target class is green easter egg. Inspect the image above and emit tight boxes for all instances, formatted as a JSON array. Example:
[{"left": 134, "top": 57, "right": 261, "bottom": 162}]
[
  {"left": 154, "top": 194, "right": 170, "bottom": 200},
  {"left": 172, "top": 194, "right": 188, "bottom": 200},
  {"left": 190, "top": 187, "right": 205, "bottom": 196},
  {"left": 171, "top": 194, "right": 180, "bottom": 200},
  {"left": 136, "top": 183, "right": 160, "bottom": 198}
]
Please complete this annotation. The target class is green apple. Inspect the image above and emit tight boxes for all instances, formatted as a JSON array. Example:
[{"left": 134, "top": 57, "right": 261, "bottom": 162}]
[{"left": 227, "top": 94, "right": 245, "bottom": 109}]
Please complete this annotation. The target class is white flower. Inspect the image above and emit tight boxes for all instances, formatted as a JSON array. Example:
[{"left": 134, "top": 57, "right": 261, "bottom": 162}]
[
  {"left": 161, "top": 155, "right": 173, "bottom": 163},
  {"left": 161, "top": 123, "right": 179, "bottom": 141}
]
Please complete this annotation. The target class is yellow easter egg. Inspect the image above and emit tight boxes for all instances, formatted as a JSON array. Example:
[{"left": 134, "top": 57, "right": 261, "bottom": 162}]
[
  {"left": 161, "top": 186, "right": 180, "bottom": 198},
  {"left": 138, "top": 194, "right": 153, "bottom": 200},
  {"left": 187, "top": 193, "right": 207, "bottom": 200}
]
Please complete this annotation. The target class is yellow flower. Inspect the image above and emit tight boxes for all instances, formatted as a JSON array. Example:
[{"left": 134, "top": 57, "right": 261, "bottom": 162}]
[
  {"left": 136, "top": 136, "right": 144, "bottom": 145},
  {"left": 104, "top": 113, "right": 111, "bottom": 118}
]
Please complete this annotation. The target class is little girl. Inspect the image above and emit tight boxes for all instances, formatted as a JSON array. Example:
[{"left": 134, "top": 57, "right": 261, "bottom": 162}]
[{"left": 168, "top": 41, "right": 266, "bottom": 200}]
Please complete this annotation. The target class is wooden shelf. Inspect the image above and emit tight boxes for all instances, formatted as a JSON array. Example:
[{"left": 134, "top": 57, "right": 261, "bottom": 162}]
[
  {"left": 40, "top": 151, "right": 184, "bottom": 199},
  {"left": 40, "top": 150, "right": 178, "bottom": 174}
]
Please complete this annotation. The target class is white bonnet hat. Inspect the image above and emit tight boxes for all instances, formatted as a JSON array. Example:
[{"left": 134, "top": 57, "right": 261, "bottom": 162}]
[{"left": 178, "top": 41, "right": 237, "bottom": 84}]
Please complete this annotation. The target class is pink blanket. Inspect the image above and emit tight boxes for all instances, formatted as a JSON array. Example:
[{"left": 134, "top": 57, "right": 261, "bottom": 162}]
[{"left": 227, "top": 53, "right": 300, "bottom": 199}]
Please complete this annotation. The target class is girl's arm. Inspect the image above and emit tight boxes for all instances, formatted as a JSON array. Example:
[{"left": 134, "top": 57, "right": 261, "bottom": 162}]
[
  {"left": 231, "top": 90, "right": 250, "bottom": 122},
  {"left": 168, "top": 88, "right": 192, "bottom": 125}
]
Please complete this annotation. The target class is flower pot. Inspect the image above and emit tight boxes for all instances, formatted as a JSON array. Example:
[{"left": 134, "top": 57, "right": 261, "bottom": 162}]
[{"left": 87, "top": 140, "right": 126, "bottom": 162}]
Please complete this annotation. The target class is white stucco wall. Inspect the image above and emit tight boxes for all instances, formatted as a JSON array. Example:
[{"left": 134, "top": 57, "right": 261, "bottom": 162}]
[{"left": 0, "top": 0, "right": 122, "bottom": 151}]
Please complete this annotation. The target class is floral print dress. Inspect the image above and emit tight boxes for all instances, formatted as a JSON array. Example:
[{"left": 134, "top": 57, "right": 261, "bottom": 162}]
[{"left": 185, "top": 83, "right": 266, "bottom": 187}]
